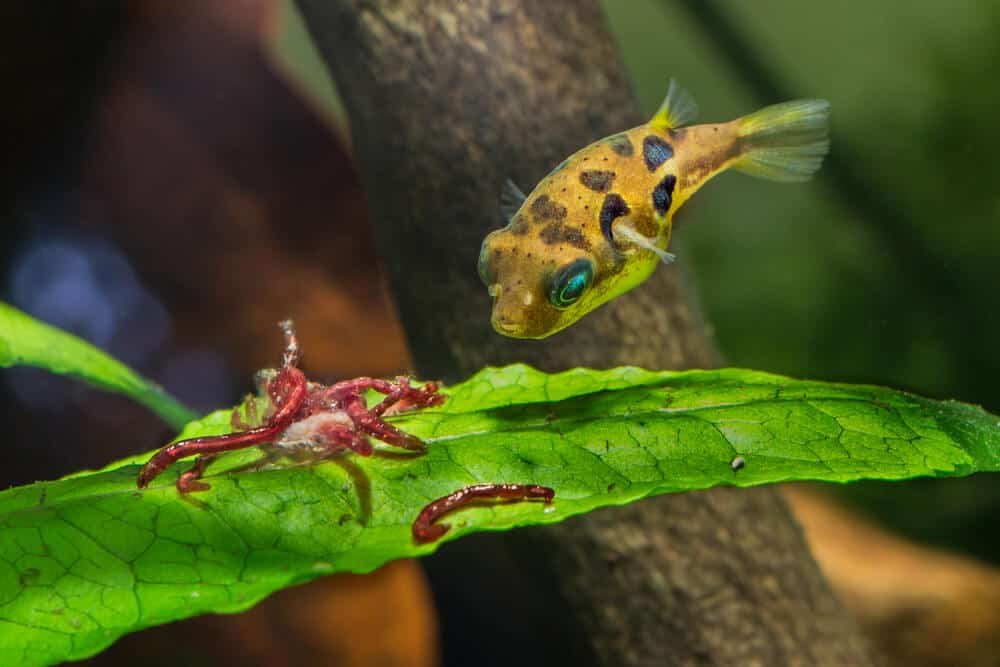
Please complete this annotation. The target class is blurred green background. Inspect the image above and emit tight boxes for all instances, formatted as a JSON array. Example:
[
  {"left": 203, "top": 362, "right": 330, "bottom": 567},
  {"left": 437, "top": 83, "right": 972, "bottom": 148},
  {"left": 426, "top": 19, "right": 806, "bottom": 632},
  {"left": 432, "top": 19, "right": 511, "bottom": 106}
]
[{"left": 270, "top": 0, "right": 1000, "bottom": 562}]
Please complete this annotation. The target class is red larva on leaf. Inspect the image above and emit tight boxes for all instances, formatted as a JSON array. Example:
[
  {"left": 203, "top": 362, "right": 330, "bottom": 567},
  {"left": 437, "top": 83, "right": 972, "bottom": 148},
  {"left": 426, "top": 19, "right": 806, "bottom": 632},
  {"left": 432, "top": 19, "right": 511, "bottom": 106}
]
[{"left": 137, "top": 321, "right": 555, "bottom": 543}]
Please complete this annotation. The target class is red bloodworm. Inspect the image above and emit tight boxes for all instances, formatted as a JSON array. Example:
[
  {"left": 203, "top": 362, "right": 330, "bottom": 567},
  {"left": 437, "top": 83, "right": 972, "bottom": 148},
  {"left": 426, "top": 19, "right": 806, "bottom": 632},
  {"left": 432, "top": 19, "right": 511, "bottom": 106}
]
[
  {"left": 412, "top": 483, "right": 555, "bottom": 544},
  {"left": 136, "top": 365, "right": 308, "bottom": 488}
]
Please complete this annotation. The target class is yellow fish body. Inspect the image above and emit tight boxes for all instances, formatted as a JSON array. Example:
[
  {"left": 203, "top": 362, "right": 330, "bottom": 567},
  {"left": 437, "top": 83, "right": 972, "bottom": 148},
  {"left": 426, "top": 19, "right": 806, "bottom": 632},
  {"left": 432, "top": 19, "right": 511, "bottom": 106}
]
[{"left": 479, "top": 82, "right": 830, "bottom": 339}]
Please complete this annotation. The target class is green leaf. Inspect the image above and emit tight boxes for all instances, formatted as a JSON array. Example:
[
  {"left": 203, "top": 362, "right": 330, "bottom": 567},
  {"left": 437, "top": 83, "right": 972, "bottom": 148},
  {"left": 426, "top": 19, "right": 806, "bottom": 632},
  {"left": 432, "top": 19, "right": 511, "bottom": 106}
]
[
  {"left": 0, "top": 302, "right": 195, "bottom": 429},
  {"left": 1, "top": 364, "right": 999, "bottom": 666}
]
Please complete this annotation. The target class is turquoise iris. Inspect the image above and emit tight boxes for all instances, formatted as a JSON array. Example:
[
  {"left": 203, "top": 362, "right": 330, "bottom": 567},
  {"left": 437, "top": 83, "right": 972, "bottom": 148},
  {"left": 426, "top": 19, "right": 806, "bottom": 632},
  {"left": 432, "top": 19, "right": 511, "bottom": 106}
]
[{"left": 549, "top": 258, "right": 594, "bottom": 309}]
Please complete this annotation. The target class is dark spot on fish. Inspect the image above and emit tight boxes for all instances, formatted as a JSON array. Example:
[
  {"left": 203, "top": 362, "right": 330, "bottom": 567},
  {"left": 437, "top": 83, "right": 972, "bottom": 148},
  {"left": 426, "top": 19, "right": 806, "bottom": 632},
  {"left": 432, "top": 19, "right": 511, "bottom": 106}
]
[
  {"left": 540, "top": 223, "right": 589, "bottom": 250},
  {"left": 530, "top": 194, "right": 567, "bottom": 221},
  {"left": 643, "top": 135, "right": 673, "bottom": 172},
  {"left": 652, "top": 174, "right": 677, "bottom": 217},
  {"left": 682, "top": 141, "right": 740, "bottom": 188},
  {"left": 599, "top": 193, "right": 630, "bottom": 245},
  {"left": 579, "top": 170, "right": 615, "bottom": 192},
  {"left": 609, "top": 134, "right": 634, "bottom": 157},
  {"left": 509, "top": 215, "right": 529, "bottom": 235}
]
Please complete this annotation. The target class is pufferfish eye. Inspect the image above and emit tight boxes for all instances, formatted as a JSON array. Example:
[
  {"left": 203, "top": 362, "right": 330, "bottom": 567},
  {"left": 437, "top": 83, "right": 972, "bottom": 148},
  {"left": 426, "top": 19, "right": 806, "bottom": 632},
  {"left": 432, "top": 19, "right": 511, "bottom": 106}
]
[{"left": 548, "top": 258, "right": 595, "bottom": 309}]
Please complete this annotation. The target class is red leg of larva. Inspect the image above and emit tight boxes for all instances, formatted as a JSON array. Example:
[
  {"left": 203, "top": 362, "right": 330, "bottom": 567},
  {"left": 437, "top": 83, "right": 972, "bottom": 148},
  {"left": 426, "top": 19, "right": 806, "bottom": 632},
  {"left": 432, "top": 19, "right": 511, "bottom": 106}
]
[
  {"left": 321, "top": 377, "right": 443, "bottom": 417},
  {"left": 343, "top": 396, "right": 425, "bottom": 452},
  {"left": 367, "top": 378, "right": 413, "bottom": 418},
  {"left": 317, "top": 423, "right": 374, "bottom": 457},
  {"left": 411, "top": 483, "right": 555, "bottom": 544},
  {"left": 177, "top": 455, "right": 216, "bottom": 493},
  {"left": 388, "top": 377, "right": 443, "bottom": 412},
  {"left": 138, "top": 425, "right": 283, "bottom": 488},
  {"left": 137, "top": 365, "right": 308, "bottom": 489},
  {"left": 370, "top": 378, "right": 444, "bottom": 417},
  {"left": 326, "top": 376, "right": 397, "bottom": 397}
]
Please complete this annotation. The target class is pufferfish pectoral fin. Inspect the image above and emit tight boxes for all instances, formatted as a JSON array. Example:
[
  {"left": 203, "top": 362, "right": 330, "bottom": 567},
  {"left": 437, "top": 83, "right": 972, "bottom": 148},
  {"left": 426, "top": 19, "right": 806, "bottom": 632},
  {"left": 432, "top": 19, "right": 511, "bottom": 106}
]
[
  {"left": 499, "top": 179, "right": 528, "bottom": 221},
  {"left": 649, "top": 79, "right": 699, "bottom": 131},
  {"left": 616, "top": 221, "right": 676, "bottom": 265}
]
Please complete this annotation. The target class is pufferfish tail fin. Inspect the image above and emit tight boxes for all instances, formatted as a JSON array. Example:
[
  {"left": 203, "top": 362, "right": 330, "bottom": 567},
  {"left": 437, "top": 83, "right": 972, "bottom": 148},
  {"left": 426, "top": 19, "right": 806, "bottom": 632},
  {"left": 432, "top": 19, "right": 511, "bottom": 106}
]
[
  {"left": 649, "top": 79, "right": 699, "bottom": 130},
  {"left": 733, "top": 99, "right": 830, "bottom": 182}
]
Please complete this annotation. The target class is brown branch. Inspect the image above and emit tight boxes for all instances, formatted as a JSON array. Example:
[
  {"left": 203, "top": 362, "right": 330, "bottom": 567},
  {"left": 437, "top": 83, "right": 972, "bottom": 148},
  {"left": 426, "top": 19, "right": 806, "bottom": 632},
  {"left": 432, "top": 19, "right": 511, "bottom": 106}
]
[{"left": 293, "top": 0, "right": 874, "bottom": 664}]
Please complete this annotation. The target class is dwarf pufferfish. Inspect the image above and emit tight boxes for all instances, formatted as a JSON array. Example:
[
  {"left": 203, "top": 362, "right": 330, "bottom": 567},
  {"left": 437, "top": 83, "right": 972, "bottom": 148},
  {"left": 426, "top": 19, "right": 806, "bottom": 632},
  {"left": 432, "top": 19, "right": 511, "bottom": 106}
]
[{"left": 478, "top": 81, "right": 830, "bottom": 339}]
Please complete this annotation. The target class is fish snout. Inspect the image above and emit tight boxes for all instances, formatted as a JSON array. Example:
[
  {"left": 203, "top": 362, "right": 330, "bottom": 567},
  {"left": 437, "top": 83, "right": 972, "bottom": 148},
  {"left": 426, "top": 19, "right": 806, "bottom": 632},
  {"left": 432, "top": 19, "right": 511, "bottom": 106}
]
[
  {"left": 489, "top": 290, "right": 529, "bottom": 338},
  {"left": 489, "top": 288, "right": 560, "bottom": 339},
  {"left": 491, "top": 315, "right": 526, "bottom": 337}
]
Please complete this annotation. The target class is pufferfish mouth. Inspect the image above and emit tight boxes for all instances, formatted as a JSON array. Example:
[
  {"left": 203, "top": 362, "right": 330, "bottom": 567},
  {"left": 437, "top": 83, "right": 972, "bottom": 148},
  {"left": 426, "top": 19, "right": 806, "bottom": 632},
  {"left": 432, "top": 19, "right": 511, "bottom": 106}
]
[
  {"left": 489, "top": 301, "right": 563, "bottom": 340},
  {"left": 493, "top": 323, "right": 549, "bottom": 340},
  {"left": 490, "top": 312, "right": 534, "bottom": 338}
]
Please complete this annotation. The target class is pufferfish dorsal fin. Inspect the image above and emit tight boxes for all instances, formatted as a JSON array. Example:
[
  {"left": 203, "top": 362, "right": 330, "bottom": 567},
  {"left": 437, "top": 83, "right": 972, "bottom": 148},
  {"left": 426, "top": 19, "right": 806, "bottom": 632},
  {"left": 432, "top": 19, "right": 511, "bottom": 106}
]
[
  {"left": 499, "top": 178, "right": 528, "bottom": 221},
  {"left": 649, "top": 79, "right": 699, "bottom": 130}
]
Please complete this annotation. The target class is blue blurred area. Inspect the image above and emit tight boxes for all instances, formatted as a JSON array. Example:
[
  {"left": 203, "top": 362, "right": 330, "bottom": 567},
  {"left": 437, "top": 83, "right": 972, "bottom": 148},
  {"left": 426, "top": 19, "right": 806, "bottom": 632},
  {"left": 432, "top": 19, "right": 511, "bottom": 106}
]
[
  {"left": 4, "top": 206, "right": 235, "bottom": 418},
  {"left": 10, "top": 226, "right": 169, "bottom": 369}
]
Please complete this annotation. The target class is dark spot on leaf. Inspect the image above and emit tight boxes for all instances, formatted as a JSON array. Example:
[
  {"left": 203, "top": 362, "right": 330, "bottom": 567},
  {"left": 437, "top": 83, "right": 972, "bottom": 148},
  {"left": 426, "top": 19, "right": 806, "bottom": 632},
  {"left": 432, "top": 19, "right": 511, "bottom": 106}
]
[
  {"left": 599, "top": 193, "right": 630, "bottom": 244},
  {"left": 608, "top": 133, "right": 634, "bottom": 156},
  {"left": 607, "top": 483, "right": 616, "bottom": 492},
  {"left": 19, "top": 568, "right": 41, "bottom": 586},
  {"left": 652, "top": 173, "right": 677, "bottom": 216},
  {"left": 530, "top": 194, "right": 567, "bottom": 221},
  {"left": 579, "top": 170, "right": 616, "bottom": 192},
  {"left": 643, "top": 135, "right": 673, "bottom": 172}
]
